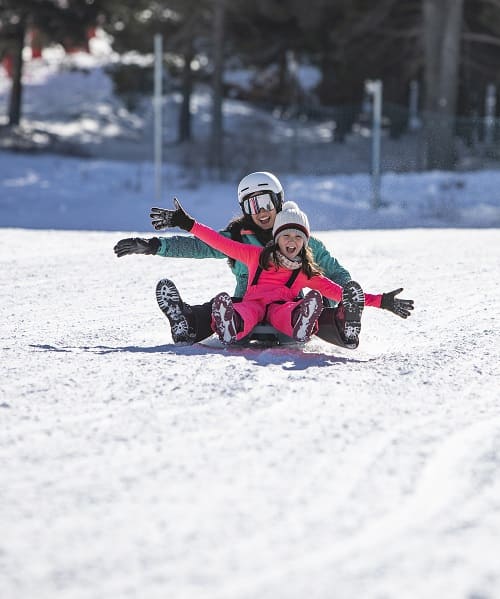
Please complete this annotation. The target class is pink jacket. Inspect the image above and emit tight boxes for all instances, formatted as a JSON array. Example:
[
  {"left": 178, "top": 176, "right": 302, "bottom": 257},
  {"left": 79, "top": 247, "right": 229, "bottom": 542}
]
[{"left": 191, "top": 222, "right": 382, "bottom": 308}]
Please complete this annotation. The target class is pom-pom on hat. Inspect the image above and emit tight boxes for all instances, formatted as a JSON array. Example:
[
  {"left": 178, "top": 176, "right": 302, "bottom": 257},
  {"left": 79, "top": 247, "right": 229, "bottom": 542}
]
[{"left": 272, "top": 201, "right": 310, "bottom": 246}]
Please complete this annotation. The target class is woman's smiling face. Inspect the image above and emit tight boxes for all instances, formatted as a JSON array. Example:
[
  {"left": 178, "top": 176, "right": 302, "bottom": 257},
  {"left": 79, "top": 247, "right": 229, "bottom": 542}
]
[{"left": 276, "top": 231, "right": 304, "bottom": 259}]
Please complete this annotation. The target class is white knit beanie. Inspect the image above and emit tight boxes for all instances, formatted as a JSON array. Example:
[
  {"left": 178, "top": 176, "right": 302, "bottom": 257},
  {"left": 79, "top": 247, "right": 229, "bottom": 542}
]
[{"left": 272, "top": 201, "right": 310, "bottom": 246}]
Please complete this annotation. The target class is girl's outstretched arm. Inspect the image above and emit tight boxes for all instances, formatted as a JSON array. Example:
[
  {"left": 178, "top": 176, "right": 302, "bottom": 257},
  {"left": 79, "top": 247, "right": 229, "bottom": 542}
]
[{"left": 150, "top": 197, "right": 259, "bottom": 265}]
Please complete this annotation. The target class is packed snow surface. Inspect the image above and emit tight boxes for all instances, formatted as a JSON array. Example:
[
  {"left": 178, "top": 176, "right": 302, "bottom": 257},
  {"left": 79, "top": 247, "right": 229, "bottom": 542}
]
[{"left": 1, "top": 226, "right": 499, "bottom": 599}]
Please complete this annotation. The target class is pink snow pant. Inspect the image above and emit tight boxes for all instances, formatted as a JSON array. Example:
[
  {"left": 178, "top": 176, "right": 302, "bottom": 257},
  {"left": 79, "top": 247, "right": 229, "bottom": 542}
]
[{"left": 233, "top": 298, "right": 314, "bottom": 340}]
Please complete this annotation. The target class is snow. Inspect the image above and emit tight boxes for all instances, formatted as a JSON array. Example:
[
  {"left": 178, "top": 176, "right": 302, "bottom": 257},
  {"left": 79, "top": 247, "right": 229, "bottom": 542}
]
[{"left": 1, "top": 41, "right": 500, "bottom": 599}]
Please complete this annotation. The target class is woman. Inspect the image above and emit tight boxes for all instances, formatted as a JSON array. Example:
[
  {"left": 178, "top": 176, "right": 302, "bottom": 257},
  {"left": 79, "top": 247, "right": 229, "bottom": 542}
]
[{"left": 114, "top": 172, "right": 413, "bottom": 347}]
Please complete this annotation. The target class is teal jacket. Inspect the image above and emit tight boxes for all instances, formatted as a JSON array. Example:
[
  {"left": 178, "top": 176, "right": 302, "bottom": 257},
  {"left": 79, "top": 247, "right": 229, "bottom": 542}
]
[{"left": 157, "top": 229, "right": 351, "bottom": 304}]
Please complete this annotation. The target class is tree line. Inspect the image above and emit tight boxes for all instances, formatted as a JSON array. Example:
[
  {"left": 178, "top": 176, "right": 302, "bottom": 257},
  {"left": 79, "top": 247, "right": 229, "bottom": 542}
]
[{"left": 1, "top": 0, "right": 500, "bottom": 170}]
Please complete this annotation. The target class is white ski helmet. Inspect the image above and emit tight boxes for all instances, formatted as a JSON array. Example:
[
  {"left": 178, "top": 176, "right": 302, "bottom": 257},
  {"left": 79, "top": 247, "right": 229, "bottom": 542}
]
[{"left": 237, "top": 171, "right": 284, "bottom": 212}]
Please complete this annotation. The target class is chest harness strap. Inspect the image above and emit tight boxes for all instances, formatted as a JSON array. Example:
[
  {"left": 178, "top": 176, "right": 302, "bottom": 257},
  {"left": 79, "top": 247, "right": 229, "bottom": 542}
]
[{"left": 250, "top": 265, "right": 301, "bottom": 288}]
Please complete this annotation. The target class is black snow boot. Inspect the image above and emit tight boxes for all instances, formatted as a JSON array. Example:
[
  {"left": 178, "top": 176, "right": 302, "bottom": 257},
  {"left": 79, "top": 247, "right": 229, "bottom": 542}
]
[
  {"left": 335, "top": 281, "right": 365, "bottom": 348},
  {"left": 156, "top": 279, "right": 196, "bottom": 344}
]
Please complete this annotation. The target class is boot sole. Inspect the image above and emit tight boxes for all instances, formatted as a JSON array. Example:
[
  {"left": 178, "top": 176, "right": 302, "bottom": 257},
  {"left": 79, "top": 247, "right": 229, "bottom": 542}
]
[
  {"left": 292, "top": 290, "right": 323, "bottom": 342},
  {"left": 212, "top": 293, "right": 238, "bottom": 344},
  {"left": 156, "top": 279, "right": 193, "bottom": 343},
  {"left": 341, "top": 281, "right": 365, "bottom": 342}
]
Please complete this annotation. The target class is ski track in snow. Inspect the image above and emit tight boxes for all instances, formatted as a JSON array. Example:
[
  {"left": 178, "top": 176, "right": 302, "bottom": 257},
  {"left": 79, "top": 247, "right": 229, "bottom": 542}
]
[{"left": 1, "top": 228, "right": 500, "bottom": 599}]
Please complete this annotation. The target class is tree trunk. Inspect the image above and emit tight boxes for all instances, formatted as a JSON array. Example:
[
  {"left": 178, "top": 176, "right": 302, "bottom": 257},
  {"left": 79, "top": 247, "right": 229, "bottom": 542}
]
[
  {"left": 8, "top": 19, "right": 26, "bottom": 126},
  {"left": 422, "top": 0, "right": 464, "bottom": 170},
  {"left": 210, "top": 0, "right": 225, "bottom": 177}
]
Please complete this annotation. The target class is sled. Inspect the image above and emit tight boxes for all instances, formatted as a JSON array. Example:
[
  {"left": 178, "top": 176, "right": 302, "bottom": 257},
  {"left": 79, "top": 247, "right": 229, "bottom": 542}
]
[{"left": 235, "top": 323, "right": 305, "bottom": 347}]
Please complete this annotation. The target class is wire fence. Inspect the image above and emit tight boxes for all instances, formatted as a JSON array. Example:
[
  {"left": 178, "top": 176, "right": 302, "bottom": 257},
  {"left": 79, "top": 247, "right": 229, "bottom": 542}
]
[{"left": 170, "top": 93, "right": 500, "bottom": 179}]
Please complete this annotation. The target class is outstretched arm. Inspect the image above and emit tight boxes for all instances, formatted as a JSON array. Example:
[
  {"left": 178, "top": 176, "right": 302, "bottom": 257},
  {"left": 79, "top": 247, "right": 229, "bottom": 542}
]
[
  {"left": 303, "top": 274, "right": 414, "bottom": 316},
  {"left": 150, "top": 198, "right": 259, "bottom": 265},
  {"left": 113, "top": 234, "right": 232, "bottom": 260},
  {"left": 149, "top": 201, "right": 234, "bottom": 259}
]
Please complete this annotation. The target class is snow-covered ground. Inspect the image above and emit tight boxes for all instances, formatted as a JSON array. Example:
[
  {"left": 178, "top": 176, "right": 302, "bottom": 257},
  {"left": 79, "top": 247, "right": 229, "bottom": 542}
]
[
  {"left": 1, "top": 226, "right": 499, "bottom": 599},
  {"left": 1, "top": 38, "right": 500, "bottom": 599}
]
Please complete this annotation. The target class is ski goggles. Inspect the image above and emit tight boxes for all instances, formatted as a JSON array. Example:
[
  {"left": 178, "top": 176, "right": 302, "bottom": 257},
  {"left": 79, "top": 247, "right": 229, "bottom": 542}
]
[{"left": 240, "top": 192, "right": 278, "bottom": 215}]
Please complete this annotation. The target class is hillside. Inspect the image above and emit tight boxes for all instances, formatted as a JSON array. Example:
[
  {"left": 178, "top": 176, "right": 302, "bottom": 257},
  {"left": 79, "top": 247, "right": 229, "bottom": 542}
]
[{"left": 1, "top": 227, "right": 499, "bottom": 599}]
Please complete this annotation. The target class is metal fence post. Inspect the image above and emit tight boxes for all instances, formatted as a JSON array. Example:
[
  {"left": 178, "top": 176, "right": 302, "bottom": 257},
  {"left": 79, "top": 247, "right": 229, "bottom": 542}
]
[
  {"left": 154, "top": 34, "right": 163, "bottom": 203},
  {"left": 484, "top": 83, "right": 496, "bottom": 147},
  {"left": 365, "top": 79, "right": 382, "bottom": 209},
  {"left": 408, "top": 80, "right": 421, "bottom": 131}
]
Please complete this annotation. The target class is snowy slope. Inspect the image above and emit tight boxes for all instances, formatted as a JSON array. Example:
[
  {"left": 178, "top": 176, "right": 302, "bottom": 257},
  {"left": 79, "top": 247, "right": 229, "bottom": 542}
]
[
  {"left": 1, "top": 226, "right": 499, "bottom": 599},
  {"left": 1, "top": 36, "right": 500, "bottom": 599}
]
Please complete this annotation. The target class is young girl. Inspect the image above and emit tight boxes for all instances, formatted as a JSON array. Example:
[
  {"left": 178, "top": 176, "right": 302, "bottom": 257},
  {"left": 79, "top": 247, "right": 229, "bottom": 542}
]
[{"left": 157, "top": 198, "right": 384, "bottom": 345}]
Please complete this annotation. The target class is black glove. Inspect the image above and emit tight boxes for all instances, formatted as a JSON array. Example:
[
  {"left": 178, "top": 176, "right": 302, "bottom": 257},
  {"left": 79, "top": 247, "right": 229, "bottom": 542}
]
[
  {"left": 150, "top": 197, "right": 195, "bottom": 232},
  {"left": 381, "top": 288, "right": 414, "bottom": 319},
  {"left": 113, "top": 237, "right": 160, "bottom": 257}
]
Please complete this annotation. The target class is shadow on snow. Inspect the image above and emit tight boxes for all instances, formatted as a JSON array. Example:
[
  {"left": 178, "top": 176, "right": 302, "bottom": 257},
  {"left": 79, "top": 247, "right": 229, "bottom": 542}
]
[{"left": 30, "top": 343, "right": 375, "bottom": 369}]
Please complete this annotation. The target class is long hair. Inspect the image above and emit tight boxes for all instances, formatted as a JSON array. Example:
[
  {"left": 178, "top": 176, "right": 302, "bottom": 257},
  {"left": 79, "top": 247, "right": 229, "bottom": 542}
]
[
  {"left": 259, "top": 242, "right": 323, "bottom": 278},
  {"left": 224, "top": 215, "right": 273, "bottom": 267}
]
